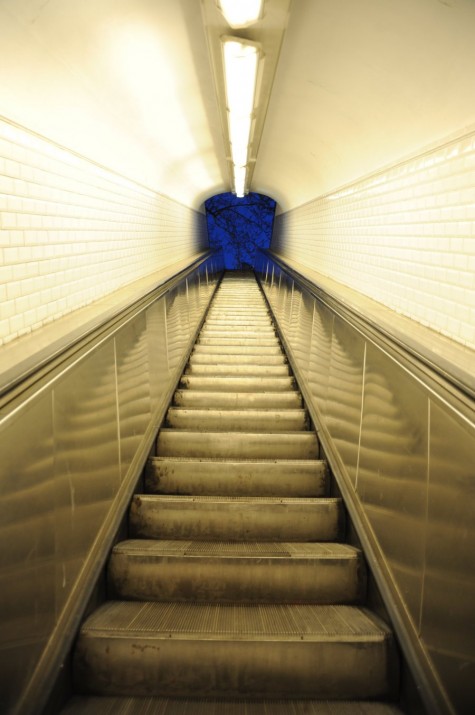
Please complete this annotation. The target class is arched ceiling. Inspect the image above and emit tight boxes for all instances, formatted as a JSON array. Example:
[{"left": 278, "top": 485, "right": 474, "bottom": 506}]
[{"left": 1, "top": 0, "right": 475, "bottom": 212}]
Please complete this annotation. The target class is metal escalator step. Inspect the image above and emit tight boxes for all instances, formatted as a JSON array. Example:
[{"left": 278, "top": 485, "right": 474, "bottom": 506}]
[
  {"left": 73, "top": 602, "right": 396, "bottom": 699},
  {"left": 129, "top": 495, "right": 343, "bottom": 541},
  {"left": 156, "top": 429, "right": 319, "bottom": 459},
  {"left": 206, "top": 310, "right": 270, "bottom": 317},
  {"left": 189, "top": 353, "right": 286, "bottom": 365},
  {"left": 145, "top": 456, "right": 326, "bottom": 497},
  {"left": 206, "top": 310, "right": 269, "bottom": 316},
  {"left": 61, "top": 696, "right": 405, "bottom": 714},
  {"left": 198, "top": 337, "right": 280, "bottom": 347},
  {"left": 192, "top": 344, "right": 283, "bottom": 355},
  {"left": 108, "top": 540, "right": 365, "bottom": 603},
  {"left": 185, "top": 364, "right": 289, "bottom": 377},
  {"left": 173, "top": 390, "right": 301, "bottom": 409},
  {"left": 200, "top": 329, "right": 276, "bottom": 338},
  {"left": 179, "top": 376, "right": 296, "bottom": 392},
  {"left": 165, "top": 408, "right": 307, "bottom": 431},
  {"left": 205, "top": 310, "right": 272, "bottom": 326}
]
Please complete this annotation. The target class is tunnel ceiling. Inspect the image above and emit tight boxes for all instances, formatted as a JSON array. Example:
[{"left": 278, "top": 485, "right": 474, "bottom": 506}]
[{"left": 2, "top": 0, "right": 475, "bottom": 213}]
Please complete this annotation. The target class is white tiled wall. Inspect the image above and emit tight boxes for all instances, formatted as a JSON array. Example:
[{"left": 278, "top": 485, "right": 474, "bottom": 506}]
[
  {"left": 0, "top": 118, "right": 208, "bottom": 345},
  {"left": 272, "top": 131, "right": 475, "bottom": 349}
]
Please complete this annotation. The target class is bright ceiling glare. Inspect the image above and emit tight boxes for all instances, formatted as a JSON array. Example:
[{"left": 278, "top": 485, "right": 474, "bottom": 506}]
[
  {"left": 233, "top": 166, "right": 247, "bottom": 198},
  {"left": 222, "top": 37, "right": 261, "bottom": 196},
  {"left": 222, "top": 39, "right": 260, "bottom": 115},
  {"left": 218, "top": 0, "right": 264, "bottom": 28}
]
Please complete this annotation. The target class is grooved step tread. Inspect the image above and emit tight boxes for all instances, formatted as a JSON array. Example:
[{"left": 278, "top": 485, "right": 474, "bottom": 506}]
[
  {"left": 62, "top": 697, "right": 405, "bottom": 714},
  {"left": 79, "top": 602, "right": 390, "bottom": 640},
  {"left": 149, "top": 456, "right": 323, "bottom": 464},
  {"left": 112, "top": 540, "right": 359, "bottom": 559},
  {"left": 135, "top": 495, "right": 337, "bottom": 505}
]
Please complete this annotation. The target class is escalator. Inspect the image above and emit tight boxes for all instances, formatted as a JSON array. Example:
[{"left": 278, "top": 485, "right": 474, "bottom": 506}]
[{"left": 62, "top": 273, "right": 403, "bottom": 714}]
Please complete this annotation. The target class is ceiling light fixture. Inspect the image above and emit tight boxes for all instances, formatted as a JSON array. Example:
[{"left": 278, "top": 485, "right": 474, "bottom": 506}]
[
  {"left": 222, "top": 37, "right": 261, "bottom": 197},
  {"left": 218, "top": 0, "right": 264, "bottom": 29}
]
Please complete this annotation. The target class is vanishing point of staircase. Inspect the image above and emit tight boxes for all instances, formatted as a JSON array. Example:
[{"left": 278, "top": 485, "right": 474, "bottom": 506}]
[{"left": 64, "top": 272, "right": 402, "bottom": 714}]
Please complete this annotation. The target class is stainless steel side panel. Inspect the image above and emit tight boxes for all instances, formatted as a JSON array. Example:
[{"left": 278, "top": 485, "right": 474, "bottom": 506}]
[
  {"left": 307, "top": 300, "right": 334, "bottom": 425},
  {"left": 258, "top": 254, "right": 475, "bottom": 715},
  {"left": 357, "top": 342, "right": 429, "bottom": 624},
  {"left": 327, "top": 315, "right": 366, "bottom": 487},
  {"left": 165, "top": 283, "right": 188, "bottom": 374},
  {"left": 115, "top": 315, "right": 151, "bottom": 478},
  {"left": 423, "top": 401, "right": 475, "bottom": 714},
  {"left": 0, "top": 253, "right": 222, "bottom": 715},
  {"left": 53, "top": 340, "right": 120, "bottom": 607},
  {"left": 290, "top": 288, "right": 314, "bottom": 376},
  {"left": 146, "top": 298, "right": 169, "bottom": 412},
  {"left": 0, "top": 393, "right": 55, "bottom": 711}
]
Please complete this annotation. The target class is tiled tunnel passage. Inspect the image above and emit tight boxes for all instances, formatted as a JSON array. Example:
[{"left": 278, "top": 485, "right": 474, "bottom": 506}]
[{"left": 0, "top": 2, "right": 474, "bottom": 714}]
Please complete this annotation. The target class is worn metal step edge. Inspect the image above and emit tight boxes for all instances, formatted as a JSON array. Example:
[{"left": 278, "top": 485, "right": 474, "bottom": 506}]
[
  {"left": 197, "top": 338, "right": 281, "bottom": 346},
  {"left": 165, "top": 408, "right": 308, "bottom": 431},
  {"left": 73, "top": 603, "right": 396, "bottom": 699},
  {"left": 145, "top": 456, "right": 327, "bottom": 497},
  {"left": 156, "top": 429, "right": 319, "bottom": 459},
  {"left": 179, "top": 376, "right": 297, "bottom": 392},
  {"left": 192, "top": 345, "right": 283, "bottom": 354},
  {"left": 173, "top": 391, "right": 302, "bottom": 408},
  {"left": 184, "top": 364, "right": 290, "bottom": 376},
  {"left": 129, "top": 495, "right": 343, "bottom": 541},
  {"left": 190, "top": 353, "right": 285, "bottom": 364},
  {"left": 107, "top": 540, "right": 365, "bottom": 604},
  {"left": 61, "top": 696, "right": 405, "bottom": 714},
  {"left": 188, "top": 356, "right": 287, "bottom": 366}
]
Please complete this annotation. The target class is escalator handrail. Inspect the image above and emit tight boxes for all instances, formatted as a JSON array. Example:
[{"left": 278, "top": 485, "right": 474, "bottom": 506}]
[
  {"left": 257, "top": 248, "right": 475, "bottom": 411},
  {"left": 0, "top": 250, "right": 219, "bottom": 406}
]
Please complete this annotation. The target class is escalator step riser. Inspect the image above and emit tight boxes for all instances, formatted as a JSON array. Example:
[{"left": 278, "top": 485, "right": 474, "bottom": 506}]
[
  {"left": 165, "top": 408, "right": 307, "bottom": 431},
  {"left": 173, "top": 390, "right": 301, "bottom": 409},
  {"left": 108, "top": 543, "right": 365, "bottom": 603},
  {"left": 193, "top": 344, "right": 283, "bottom": 354},
  {"left": 189, "top": 353, "right": 286, "bottom": 365},
  {"left": 179, "top": 376, "right": 296, "bottom": 392},
  {"left": 156, "top": 430, "right": 319, "bottom": 459},
  {"left": 129, "top": 496, "right": 343, "bottom": 541},
  {"left": 146, "top": 457, "right": 327, "bottom": 497},
  {"left": 184, "top": 364, "right": 290, "bottom": 377},
  {"left": 198, "top": 337, "right": 280, "bottom": 347}
]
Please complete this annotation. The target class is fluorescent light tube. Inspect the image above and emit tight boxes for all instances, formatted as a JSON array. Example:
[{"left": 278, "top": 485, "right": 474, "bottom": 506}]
[
  {"left": 218, "top": 0, "right": 263, "bottom": 28},
  {"left": 222, "top": 37, "right": 261, "bottom": 196},
  {"left": 222, "top": 39, "right": 260, "bottom": 115},
  {"left": 228, "top": 114, "right": 251, "bottom": 166},
  {"left": 234, "top": 165, "right": 247, "bottom": 197}
]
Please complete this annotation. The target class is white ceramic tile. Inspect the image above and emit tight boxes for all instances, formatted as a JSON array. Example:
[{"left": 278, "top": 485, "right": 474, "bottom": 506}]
[
  {"left": 0, "top": 117, "right": 207, "bottom": 343},
  {"left": 274, "top": 131, "right": 475, "bottom": 348}
]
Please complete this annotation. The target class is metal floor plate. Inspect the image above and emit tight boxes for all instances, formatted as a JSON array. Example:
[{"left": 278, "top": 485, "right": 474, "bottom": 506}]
[{"left": 62, "top": 696, "right": 405, "bottom": 714}]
